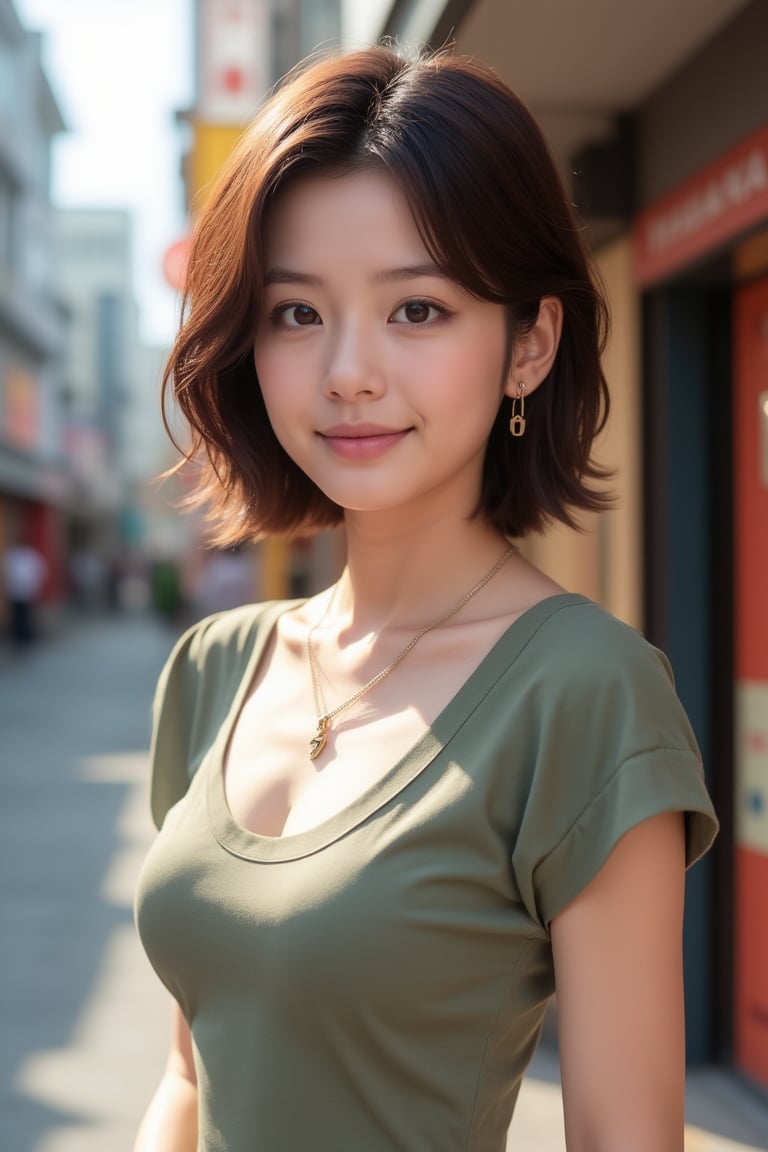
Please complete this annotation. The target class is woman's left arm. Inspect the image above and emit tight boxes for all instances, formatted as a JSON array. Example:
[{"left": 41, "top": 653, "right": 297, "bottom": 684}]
[{"left": 551, "top": 811, "right": 687, "bottom": 1152}]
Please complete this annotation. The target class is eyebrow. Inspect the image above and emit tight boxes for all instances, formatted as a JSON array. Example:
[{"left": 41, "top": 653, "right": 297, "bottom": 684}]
[{"left": 263, "top": 263, "right": 451, "bottom": 287}]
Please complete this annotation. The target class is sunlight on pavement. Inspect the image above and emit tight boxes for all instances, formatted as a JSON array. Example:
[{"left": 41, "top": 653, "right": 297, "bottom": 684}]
[
  {"left": 13, "top": 751, "right": 168, "bottom": 1152},
  {"left": 77, "top": 752, "right": 154, "bottom": 907},
  {"left": 685, "top": 1130, "right": 768, "bottom": 1152},
  {"left": 507, "top": 1075, "right": 565, "bottom": 1150},
  {"left": 15, "top": 924, "right": 168, "bottom": 1151}
]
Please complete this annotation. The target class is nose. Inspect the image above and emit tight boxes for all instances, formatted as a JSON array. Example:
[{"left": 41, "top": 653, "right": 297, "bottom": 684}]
[{"left": 323, "top": 322, "right": 385, "bottom": 402}]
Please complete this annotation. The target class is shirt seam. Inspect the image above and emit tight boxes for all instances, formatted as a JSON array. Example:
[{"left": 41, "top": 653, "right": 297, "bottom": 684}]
[{"left": 462, "top": 938, "right": 537, "bottom": 1152}]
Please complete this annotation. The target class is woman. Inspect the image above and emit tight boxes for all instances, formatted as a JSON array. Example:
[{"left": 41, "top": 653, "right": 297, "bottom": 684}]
[{"left": 134, "top": 44, "right": 718, "bottom": 1152}]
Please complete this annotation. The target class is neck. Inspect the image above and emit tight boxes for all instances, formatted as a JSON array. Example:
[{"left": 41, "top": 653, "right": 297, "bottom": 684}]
[{"left": 330, "top": 510, "right": 513, "bottom": 634}]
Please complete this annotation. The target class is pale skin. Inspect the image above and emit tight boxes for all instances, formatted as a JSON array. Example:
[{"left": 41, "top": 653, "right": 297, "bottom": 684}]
[{"left": 134, "top": 169, "right": 687, "bottom": 1152}]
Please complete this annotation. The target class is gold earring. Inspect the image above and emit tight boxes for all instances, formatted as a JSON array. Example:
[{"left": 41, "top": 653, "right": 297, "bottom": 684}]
[{"left": 509, "top": 382, "right": 526, "bottom": 437}]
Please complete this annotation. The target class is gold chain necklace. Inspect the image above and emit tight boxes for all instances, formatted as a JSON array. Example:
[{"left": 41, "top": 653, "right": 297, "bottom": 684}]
[{"left": 306, "top": 546, "right": 515, "bottom": 760}]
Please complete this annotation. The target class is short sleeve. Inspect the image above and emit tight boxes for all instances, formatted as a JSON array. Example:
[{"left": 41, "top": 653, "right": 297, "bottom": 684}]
[
  {"left": 148, "top": 603, "right": 279, "bottom": 829},
  {"left": 510, "top": 605, "right": 719, "bottom": 928}
]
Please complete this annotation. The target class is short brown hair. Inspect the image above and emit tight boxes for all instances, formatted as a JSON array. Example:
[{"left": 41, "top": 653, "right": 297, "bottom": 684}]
[{"left": 165, "top": 45, "right": 611, "bottom": 543}]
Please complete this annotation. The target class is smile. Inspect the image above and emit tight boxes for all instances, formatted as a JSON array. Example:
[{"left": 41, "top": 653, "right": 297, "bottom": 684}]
[{"left": 318, "top": 425, "right": 411, "bottom": 460}]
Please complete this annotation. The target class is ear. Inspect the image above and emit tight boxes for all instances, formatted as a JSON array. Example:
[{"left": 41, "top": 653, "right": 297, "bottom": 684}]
[{"left": 503, "top": 296, "right": 563, "bottom": 399}]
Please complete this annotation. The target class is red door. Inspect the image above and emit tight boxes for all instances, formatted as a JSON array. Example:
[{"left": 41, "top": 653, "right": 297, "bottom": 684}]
[{"left": 734, "top": 277, "right": 768, "bottom": 1087}]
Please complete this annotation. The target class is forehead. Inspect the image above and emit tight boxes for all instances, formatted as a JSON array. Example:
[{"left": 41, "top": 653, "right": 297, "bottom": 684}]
[{"left": 262, "top": 169, "right": 429, "bottom": 266}]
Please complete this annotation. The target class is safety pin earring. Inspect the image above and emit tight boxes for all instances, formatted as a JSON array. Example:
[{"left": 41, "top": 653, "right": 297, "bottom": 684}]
[{"left": 509, "top": 382, "right": 526, "bottom": 437}]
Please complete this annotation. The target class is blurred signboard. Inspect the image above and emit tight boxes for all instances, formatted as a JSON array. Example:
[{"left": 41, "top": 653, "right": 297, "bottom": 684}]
[
  {"left": 736, "top": 681, "right": 768, "bottom": 855},
  {"left": 634, "top": 123, "right": 768, "bottom": 287},
  {"left": 198, "top": 0, "right": 270, "bottom": 124},
  {"left": 2, "top": 365, "right": 41, "bottom": 450}
]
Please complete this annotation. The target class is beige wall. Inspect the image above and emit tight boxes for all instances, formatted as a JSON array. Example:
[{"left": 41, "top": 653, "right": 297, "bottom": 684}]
[
  {"left": 595, "top": 238, "right": 643, "bottom": 629},
  {"left": 522, "top": 237, "right": 643, "bottom": 629}
]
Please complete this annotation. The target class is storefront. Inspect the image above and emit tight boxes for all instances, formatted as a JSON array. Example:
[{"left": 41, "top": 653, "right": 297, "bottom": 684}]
[
  {"left": 635, "top": 118, "right": 768, "bottom": 1084},
  {"left": 0, "top": 361, "right": 69, "bottom": 621}
]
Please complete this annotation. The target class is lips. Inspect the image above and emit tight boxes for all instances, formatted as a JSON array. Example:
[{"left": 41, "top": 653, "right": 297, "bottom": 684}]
[{"left": 318, "top": 423, "right": 411, "bottom": 460}]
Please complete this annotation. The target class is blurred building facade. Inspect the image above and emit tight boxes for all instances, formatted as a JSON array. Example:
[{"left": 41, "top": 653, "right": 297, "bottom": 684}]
[
  {"left": 0, "top": 0, "right": 67, "bottom": 616},
  {"left": 51, "top": 209, "right": 179, "bottom": 582},
  {"left": 1, "top": 0, "right": 190, "bottom": 630},
  {"left": 345, "top": 0, "right": 768, "bottom": 1092},
  {"left": 52, "top": 209, "right": 137, "bottom": 558}
]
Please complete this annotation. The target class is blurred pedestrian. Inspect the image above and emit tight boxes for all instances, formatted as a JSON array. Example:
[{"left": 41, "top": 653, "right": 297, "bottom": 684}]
[
  {"left": 69, "top": 548, "right": 106, "bottom": 612},
  {"left": 133, "top": 45, "right": 718, "bottom": 1152},
  {"left": 193, "top": 545, "right": 254, "bottom": 618},
  {"left": 2, "top": 535, "right": 47, "bottom": 647}
]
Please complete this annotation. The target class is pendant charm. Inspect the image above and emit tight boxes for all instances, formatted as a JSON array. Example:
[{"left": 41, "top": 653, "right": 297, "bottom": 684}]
[
  {"left": 509, "top": 384, "right": 526, "bottom": 437},
  {"left": 309, "top": 716, "right": 330, "bottom": 760}
]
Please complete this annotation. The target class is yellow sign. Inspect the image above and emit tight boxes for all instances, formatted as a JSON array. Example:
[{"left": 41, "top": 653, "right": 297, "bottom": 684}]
[{"left": 190, "top": 121, "right": 247, "bottom": 209}]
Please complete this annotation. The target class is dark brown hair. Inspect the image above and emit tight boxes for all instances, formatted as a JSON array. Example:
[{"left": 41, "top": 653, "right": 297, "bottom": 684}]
[{"left": 164, "top": 44, "right": 611, "bottom": 543}]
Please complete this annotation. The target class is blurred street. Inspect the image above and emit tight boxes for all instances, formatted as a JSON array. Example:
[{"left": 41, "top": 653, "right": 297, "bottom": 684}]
[
  {"left": 0, "top": 613, "right": 767, "bottom": 1151},
  {"left": 0, "top": 613, "right": 175, "bottom": 1151}
]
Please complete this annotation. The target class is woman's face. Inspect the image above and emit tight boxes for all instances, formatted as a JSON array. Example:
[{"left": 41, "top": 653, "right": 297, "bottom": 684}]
[{"left": 253, "top": 168, "right": 516, "bottom": 526}]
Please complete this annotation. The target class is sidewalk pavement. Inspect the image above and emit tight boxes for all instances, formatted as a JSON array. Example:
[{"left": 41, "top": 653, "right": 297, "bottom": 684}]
[{"left": 1, "top": 611, "right": 767, "bottom": 1151}]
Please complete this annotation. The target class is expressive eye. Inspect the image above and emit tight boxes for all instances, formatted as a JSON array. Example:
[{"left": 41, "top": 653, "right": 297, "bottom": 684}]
[
  {"left": 273, "top": 303, "right": 321, "bottom": 328},
  {"left": 390, "top": 299, "right": 447, "bottom": 326}
]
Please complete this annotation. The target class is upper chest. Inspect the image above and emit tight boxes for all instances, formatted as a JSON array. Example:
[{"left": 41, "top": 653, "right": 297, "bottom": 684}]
[{"left": 223, "top": 610, "right": 522, "bottom": 838}]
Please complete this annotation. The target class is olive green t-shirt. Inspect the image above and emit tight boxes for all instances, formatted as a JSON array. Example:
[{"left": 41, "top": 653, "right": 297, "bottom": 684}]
[{"left": 135, "top": 594, "right": 718, "bottom": 1152}]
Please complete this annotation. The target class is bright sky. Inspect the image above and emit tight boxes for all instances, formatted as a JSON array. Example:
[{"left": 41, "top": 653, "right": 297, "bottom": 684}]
[{"left": 16, "top": 0, "right": 194, "bottom": 347}]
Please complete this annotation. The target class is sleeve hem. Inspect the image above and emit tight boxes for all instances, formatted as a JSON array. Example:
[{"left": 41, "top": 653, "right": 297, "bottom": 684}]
[{"left": 534, "top": 747, "right": 718, "bottom": 928}]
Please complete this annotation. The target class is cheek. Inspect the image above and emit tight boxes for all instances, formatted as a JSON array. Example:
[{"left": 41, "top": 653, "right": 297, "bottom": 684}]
[
  {"left": 252, "top": 342, "right": 277, "bottom": 393},
  {"left": 254, "top": 336, "right": 319, "bottom": 397},
  {"left": 252, "top": 354, "right": 295, "bottom": 450},
  {"left": 254, "top": 346, "right": 295, "bottom": 411},
  {"left": 424, "top": 333, "right": 507, "bottom": 410}
]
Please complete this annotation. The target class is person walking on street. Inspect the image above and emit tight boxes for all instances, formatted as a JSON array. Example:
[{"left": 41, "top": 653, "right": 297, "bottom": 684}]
[
  {"left": 2, "top": 534, "right": 47, "bottom": 646},
  {"left": 133, "top": 45, "right": 718, "bottom": 1152}
]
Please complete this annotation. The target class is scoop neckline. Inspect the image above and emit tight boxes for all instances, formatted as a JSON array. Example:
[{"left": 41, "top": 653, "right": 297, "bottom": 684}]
[{"left": 206, "top": 591, "right": 590, "bottom": 863}]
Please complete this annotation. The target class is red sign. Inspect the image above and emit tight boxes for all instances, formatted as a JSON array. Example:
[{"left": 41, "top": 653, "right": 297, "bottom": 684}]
[{"left": 633, "top": 122, "right": 768, "bottom": 287}]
